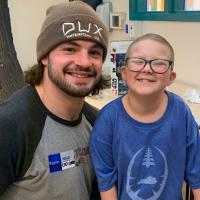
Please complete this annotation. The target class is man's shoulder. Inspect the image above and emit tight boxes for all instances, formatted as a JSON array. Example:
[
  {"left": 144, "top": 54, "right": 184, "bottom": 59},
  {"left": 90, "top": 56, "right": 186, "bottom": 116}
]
[
  {"left": 1, "top": 85, "right": 33, "bottom": 106},
  {"left": 0, "top": 86, "right": 46, "bottom": 129},
  {"left": 82, "top": 102, "right": 99, "bottom": 126}
]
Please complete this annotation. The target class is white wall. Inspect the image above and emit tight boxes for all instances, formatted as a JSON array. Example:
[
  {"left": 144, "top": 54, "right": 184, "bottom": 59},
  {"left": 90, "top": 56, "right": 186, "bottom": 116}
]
[
  {"left": 8, "top": 0, "right": 200, "bottom": 87},
  {"left": 8, "top": 0, "right": 65, "bottom": 69},
  {"left": 108, "top": 0, "right": 200, "bottom": 87},
  {"left": 142, "top": 21, "right": 200, "bottom": 87}
]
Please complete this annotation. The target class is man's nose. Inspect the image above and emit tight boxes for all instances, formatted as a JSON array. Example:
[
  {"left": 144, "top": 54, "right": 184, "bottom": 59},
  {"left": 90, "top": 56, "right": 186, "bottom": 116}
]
[{"left": 75, "top": 51, "right": 92, "bottom": 67}]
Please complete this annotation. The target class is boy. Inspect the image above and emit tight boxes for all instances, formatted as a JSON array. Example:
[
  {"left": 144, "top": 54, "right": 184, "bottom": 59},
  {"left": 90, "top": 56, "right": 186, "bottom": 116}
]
[{"left": 90, "top": 33, "right": 200, "bottom": 200}]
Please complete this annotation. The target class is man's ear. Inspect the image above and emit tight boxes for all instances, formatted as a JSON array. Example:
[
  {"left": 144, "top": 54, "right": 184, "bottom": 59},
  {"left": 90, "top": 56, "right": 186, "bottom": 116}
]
[{"left": 40, "top": 56, "right": 48, "bottom": 66}]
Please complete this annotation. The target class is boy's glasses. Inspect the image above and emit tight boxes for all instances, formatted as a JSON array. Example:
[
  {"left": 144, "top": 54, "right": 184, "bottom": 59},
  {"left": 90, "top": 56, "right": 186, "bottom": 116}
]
[{"left": 125, "top": 57, "right": 173, "bottom": 74}]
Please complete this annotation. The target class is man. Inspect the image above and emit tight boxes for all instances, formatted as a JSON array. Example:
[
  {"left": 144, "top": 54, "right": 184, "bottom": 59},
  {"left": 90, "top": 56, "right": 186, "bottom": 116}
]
[{"left": 0, "top": 1, "right": 108, "bottom": 200}]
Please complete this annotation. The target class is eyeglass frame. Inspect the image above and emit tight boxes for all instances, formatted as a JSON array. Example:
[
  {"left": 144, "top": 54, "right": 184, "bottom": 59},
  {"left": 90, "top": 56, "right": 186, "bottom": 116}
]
[{"left": 125, "top": 57, "right": 174, "bottom": 74}]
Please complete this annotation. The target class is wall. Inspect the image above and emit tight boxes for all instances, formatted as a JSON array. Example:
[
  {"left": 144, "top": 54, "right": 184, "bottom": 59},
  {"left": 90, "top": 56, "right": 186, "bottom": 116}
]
[
  {"left": 8, "top": 0, "right": 65, "bottom": 69},
  {"left": 107, "top": 0, "right": 200, "bottom": 87},
  {"left": 8, "top": 0, "right": 200, "bottom": 87},
  {"left": 142, "top": 21, "right": 200, "bottom": 87},
  {"left": 8, "top": 0, "right": 130, "bottom": 74}
]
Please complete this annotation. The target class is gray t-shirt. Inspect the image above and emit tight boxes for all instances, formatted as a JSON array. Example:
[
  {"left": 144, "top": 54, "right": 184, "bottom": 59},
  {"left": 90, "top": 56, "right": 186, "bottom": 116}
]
[{"left": 0, "top": 86, "right": 98, "bottom": 200}]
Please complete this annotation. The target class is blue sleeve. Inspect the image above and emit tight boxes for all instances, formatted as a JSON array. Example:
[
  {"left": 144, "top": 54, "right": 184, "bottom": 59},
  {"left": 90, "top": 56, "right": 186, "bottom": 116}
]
[
  {"left": 89, "top": 109, "right": 117, "bottom": 192},
  {"left": 185, "top": 110, "right": 200, "bottom": 189}
]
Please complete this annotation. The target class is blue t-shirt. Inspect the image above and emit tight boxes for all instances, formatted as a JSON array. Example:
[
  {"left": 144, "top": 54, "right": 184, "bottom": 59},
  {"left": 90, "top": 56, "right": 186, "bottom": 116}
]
[{"left": 90, "top": 91, "right": 200, "bottom": 200}]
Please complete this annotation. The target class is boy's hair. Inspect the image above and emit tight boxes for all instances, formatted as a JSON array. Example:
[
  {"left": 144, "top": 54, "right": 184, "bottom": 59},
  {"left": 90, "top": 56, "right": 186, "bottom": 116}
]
[
  {"left": 125, "top": 33, "right": 174, "bottom": 68},
  {"left": 24, "top": 63, "right": 110, "bottom": 96}
]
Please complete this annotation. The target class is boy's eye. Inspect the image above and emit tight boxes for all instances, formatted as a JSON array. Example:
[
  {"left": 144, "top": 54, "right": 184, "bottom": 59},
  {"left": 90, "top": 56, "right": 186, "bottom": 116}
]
[{"left": 134, "top": 60, "right": 143, "bottom": 64}]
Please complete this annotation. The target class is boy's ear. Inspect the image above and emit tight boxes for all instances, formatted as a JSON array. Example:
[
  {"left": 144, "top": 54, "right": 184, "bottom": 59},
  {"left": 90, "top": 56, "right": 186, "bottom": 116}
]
[
  {"left": 167, "top": 71, "right": 176, "bottom": 86},
  {"left": 120, "top": 65, "right": 127, "bottom": 81}
]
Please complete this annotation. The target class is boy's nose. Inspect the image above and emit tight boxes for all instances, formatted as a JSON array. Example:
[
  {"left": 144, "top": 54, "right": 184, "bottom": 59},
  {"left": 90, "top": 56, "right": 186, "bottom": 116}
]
[{"left": 142, "top": 62, "right": 153, "bottom": 72}]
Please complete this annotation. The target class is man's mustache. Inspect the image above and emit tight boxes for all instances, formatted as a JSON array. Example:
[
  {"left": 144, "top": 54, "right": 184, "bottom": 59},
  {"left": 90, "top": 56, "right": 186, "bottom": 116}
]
[{"left": 63, "top": 66, "right": 97, "bottom": 77}]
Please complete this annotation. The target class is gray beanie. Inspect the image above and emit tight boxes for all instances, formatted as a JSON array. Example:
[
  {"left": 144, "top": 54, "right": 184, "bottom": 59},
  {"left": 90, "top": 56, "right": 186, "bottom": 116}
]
[{"left": 37, "top": 1, "right": 109, "bottom": 62}]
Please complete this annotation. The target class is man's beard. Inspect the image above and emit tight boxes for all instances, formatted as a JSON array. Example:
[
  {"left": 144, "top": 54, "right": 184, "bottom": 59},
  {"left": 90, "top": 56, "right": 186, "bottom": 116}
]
[{"left": 47, "top": 60, "right": 101, "bottom": 97}]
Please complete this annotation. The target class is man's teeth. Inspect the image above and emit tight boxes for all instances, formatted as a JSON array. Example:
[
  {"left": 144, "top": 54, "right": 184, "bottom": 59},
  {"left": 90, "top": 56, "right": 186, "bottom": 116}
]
[{"left": 70, "top": 72, "right": 91, "bottom": 78}]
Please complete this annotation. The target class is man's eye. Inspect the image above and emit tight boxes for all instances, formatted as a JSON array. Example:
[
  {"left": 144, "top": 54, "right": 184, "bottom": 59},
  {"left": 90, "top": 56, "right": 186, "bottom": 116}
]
[
  {"left": 90, "top": 50, "right": 103, "bottom": 58},
  {"left": 63, "top": 47, "right": 76, "bottom": 53}
]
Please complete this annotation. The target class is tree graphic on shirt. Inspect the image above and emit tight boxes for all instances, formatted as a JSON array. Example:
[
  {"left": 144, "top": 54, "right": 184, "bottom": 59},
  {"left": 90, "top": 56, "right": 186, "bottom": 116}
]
[{"left": 142, "top": 147, "right": 155, "bottom": 168}]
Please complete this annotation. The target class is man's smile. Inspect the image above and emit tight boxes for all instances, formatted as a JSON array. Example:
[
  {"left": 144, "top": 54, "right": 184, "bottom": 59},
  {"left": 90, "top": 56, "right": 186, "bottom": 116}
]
[{"left": 65, "top": 71, "right": 95, "bottom": 78}]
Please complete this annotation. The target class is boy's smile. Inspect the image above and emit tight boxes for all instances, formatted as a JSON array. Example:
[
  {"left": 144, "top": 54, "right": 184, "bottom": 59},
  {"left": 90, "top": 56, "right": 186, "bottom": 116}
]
[{"left": 121, "top": 39, "right": 176, "bottom": 98}]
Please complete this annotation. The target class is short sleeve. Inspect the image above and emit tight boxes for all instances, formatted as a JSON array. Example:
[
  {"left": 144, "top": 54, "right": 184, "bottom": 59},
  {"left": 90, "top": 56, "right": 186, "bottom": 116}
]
[
  {"left": 185, "top": 111, "right": 200, "bottom": 189},
  {"left": 90, "top": 109, "right": 117, "bottom": 192}
]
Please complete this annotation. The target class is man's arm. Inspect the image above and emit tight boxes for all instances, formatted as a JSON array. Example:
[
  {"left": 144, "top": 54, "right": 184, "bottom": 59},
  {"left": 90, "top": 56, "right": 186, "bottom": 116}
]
[
  {"left": 100, "top": 186, "right": 117, "bottom": 200},
  {"left": 192, "top": 188, "right": 200, "bottom": 200}
]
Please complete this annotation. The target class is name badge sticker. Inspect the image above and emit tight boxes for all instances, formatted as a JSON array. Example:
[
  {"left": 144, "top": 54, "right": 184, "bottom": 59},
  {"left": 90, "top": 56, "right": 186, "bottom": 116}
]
[
  {"left": 48, "top": 150, "right": 76, "bottom": 174},
  {"left": 61, "top": 150, "right": 75, "bottom": 170},
  {"left": 48, "top": 153, "right": 62, "bottom": 173}
]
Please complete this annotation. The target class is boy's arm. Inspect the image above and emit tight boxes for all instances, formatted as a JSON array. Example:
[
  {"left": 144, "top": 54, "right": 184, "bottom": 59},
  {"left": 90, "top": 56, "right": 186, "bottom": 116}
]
[
  {"left": 100, "top": 186, "right": 117, "bottom": 200},
  {"left": 192, "top": 188, "right": 200, "bottom": 200}
]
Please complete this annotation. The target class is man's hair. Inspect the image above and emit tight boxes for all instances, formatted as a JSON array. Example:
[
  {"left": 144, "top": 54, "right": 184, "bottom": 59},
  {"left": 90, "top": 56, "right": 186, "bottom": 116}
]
[
  {"left": 24, "top": 64, "right": 110, "bottom": 95},
  {"left": 29, "top": 1, "right": 110, "bottom": 96},
  {"left": 37, "top": 1, "right": 108, "bottom": 63},
  {"left": 125, "top": 33, "right": 175, "bottom": 67}
]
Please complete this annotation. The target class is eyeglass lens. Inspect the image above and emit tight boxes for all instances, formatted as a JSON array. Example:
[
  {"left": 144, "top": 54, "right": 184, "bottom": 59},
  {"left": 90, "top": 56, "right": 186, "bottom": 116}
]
[{"left": 127, "top": 58, "right": 171, "bottom": 74}]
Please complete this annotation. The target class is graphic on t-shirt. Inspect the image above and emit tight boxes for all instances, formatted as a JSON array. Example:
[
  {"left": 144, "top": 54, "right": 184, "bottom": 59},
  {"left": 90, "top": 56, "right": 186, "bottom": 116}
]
[{"left": 126, "top": 146, "right": 168, "bottom": 200}]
